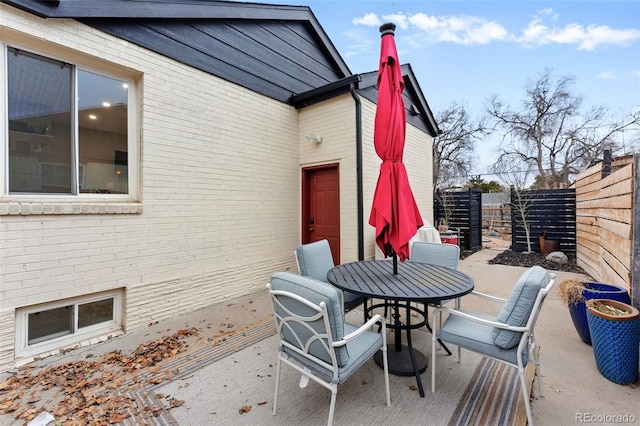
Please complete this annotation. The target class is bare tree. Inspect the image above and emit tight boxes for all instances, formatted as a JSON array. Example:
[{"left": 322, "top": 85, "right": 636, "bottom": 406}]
[
  {"left": 433, "top": 102, "right": 488, "bottom": 189},
  {"left": 492, "top": 159, "right": 536, "bottom": 253},
  {"left": 488, "top": 68, "right": 640, "bottom": 189},
  {"left": 434, "top": 188, "right": 455, "bottom": 231}
]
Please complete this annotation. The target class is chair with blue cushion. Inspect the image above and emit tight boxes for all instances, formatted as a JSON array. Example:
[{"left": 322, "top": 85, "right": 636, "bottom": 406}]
[
  {"left": 431, "top": 266, "right": 556, "bottom": 426},
  {"left": 410, "top": 241, "right": 460, "bottom": 269},
  {"left": 268, "top": 272, "right": 390, "bottom": 426},
  {"left": 295, "top": 240, "right": 367, "bottom": 315},
  {"left": 410, "top": 241, "right": 461, "bottom": 352}
]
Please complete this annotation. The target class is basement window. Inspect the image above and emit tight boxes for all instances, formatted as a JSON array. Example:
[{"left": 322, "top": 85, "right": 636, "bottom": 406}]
[{"left": 16, "top": 290, "right": 123, "bottom": 358}]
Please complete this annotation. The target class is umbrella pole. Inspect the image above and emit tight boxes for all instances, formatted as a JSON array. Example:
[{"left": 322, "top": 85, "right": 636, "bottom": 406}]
[{"left": 392, "top": 250, "right": 398, "bottom": 275}]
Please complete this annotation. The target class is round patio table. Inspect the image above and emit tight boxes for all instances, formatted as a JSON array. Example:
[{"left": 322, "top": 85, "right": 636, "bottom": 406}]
[{"left": 327, "top": 259, "right": 474, "bottom": 397}]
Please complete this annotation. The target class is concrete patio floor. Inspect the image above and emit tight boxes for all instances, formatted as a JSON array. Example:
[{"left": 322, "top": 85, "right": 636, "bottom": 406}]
[
  {"left": 2, "top": 245, "right": 638, "bottom": 425},
  {"left": 461, "top": 248, "right": 639, "bottom": 425}
]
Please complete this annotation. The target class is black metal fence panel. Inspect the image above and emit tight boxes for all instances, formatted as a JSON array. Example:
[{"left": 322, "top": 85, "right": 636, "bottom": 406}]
[
  {"left": 434, "top": 188, "right": 483, "bottom": 250},
  {"left": 510, "top": 188, "right": 576, "bottom": 254}
]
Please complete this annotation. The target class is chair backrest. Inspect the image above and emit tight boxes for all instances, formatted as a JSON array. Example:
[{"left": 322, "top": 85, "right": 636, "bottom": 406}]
[
  {"left": 410, "top": 241, "right": 460, "bottom": 270},
  {"left": 295, "top": 240, "right": 334, "bottom": 283},
  {"left": 269, "top": 272, "right": 349, "bottom": 372},
  {"left": 492, "top": 266, "right": 555, "bottom": 349}
]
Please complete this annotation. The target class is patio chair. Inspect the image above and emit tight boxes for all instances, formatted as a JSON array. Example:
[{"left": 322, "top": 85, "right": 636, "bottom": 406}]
[
  {"left": 431, "top": 265, "right": 556, "bottom": 426},
  {"left": 295, "top": 240, "right": 367, "bottom": 317},
  {"left": 410, "top": 241, "right": 460, "bottom": 352},
  {"left": 410, "top": 241, "right": 460, "bottom": 269},
  {"left": 267, "top": 272, "right": 391, "bottom": 426}
]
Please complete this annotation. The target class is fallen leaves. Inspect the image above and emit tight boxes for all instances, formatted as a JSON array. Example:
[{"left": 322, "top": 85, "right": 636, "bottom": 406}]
[
  {"left": 0, "top": 317, "right": 269, "bottom": 425},
  {"left": 166, "top": 397, "right": 185, "bottom": 409},
  {"left": 0, "top": 328, "right": 199, "bottom": 425}
]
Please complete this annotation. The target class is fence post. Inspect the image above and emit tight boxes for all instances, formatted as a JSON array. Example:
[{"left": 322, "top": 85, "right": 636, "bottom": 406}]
[
  {"left": 632, "top": 153, "right": 639, "bottom": 309},
  {"left": 510, "top": 185, "right": 516, "bottom": 249},
  {"left": 602, "top": 149, "right": 612, "bottom": 178}
]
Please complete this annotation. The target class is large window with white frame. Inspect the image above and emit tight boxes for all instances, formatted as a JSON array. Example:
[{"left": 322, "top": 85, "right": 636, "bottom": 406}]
[
  {"left": 4, "top": 46, "right": 134, "bottom": 196},
  {"left": 15, "top": 290, "right": 124, "bottom": 357}
]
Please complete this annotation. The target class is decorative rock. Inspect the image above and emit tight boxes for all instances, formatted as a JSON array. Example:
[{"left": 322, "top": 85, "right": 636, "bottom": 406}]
[
  {"left": 488, "top": 230, "right": 500, "bottom": 237},
  {"left": 546, "top": 251, "right": 568, "bottom": 264}
]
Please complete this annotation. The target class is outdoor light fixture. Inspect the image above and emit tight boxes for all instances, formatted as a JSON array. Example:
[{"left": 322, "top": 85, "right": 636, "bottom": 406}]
[{"left": 306, "top": 134, "right": 323, "bottom": 144}]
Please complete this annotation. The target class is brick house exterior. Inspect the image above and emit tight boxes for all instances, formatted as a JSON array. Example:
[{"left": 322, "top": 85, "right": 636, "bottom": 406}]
[{"left": 0, "top": 0, "right": 439, "bottom": 370}]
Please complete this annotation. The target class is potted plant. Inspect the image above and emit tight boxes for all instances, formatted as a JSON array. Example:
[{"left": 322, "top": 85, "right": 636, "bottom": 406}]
[
  {"left": 436, "top": 218, "right": 449, "bottom": 233},
  {"left": 539, "top": 230, "right": 560, "bottom": 256},
  {"left": 558, "top": 279, "right": 631, "bottom": 345},
  {"left": 435, "top": 189, "right": 454, "bottom": 233},
  {"left": 586, "top": 299, "right": 640, "bottom": 385}
]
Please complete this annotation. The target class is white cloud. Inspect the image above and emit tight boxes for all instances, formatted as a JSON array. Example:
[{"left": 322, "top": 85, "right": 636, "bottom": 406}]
[
  {"left": 518, "top": 11, "right": 640, "bottom": 50},
  {"left": 352, "top": 12, "right": 409, "bottom": 31},
  {"left": 352, "top": 9, "right": 640, "bottom": 51},
  {"left": 354, "top": 12, "right": 511, "bottom": 46},
  {"left": 341, "top": 28, "right": 376, "bottom": 58},
  {"left": 598, "top": 71, "right": 617, "bottom": 80},
  {"left": 381, "top": 13, "right": 410, "bottom": 30},
  {"left": 408, "top": 13, "right": 509, "bottom": 45},
  {"left": 352, "top": 12, "right": 381, "bottom": 27},
  {"left": 576, "top": 25, "right": 640, "bottom": 51}
]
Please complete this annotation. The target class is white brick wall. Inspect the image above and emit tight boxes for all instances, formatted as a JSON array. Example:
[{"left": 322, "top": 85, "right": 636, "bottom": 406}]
[
  {"left": 298, "top": 95, "right": 434, "bottom": 263},
  {"left": 0, "top": 5, "right": 300, "bottom": 370},
  {"left": 299, "top": 95, "right": 359, "bottom": 261},
  {"left": 0, "top": 5, "right": 435, "bottom": 371},
  {"left": 404, "top": 115, "right": 435, "bottom": 225}
]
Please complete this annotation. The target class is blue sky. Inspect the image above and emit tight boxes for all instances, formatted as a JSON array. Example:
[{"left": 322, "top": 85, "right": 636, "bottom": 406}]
[{"left": 256, "top": 1, "right": 640, "bottom": 175}]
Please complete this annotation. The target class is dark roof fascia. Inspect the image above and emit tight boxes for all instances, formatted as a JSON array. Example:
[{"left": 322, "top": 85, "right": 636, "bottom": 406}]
[
  {"left": 358, "top": 66, "right": 440, "bottom": 137},
  {"left": 2, "top": 0, "right": 57, "bottom": 17},
  {"left": 401, "top": 63, "right": 440, "bottom": 136},
  {"left": 289, "top": 74, "right": 361, "bottom": 109},
  {"left": 3, "top": 0, "right": 312, "bottom": 19},
  {"left": 358, "top": 70, "right": 378, "bottom": 90},
  {"left": 1, "top": 0, "right": 351, "bottom": 77}
]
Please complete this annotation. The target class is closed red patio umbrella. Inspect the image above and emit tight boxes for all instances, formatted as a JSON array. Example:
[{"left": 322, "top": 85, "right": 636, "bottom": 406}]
[{"left": 369, "top": 22, "right": 423, "bottom": 273}]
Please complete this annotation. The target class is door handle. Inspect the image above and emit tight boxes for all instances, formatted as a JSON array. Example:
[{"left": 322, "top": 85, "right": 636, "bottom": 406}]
[{"left": 308, "top": 227, "right": 314, "bottom": 232}]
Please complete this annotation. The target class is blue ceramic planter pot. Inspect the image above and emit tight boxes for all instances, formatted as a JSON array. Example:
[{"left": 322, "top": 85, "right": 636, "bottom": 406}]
[
  {"left": 587, "top": 299, "right": 640, "bottom": 385},
  {"left": 567, "top": 282, "right": 631, "bottom": 345}
]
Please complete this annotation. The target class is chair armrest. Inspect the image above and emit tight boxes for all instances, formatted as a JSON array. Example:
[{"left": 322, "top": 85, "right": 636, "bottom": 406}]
[
  {"left": 334, "top": 314, "right": 386, "bottom": 346},
  {"left": 469, "top": 290, "right": 508, "bottom": 303},
  {"left": 433, "top": 306, "right": 528, "bottom": 332}
]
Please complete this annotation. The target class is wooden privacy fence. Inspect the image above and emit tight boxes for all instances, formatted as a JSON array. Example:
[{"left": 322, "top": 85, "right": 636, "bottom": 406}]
[
  {"left": 510, "top": 188, "right": 577, "bottom": 255},
  {"left": 483, "top": 206, "right": 511, "bottom": 231},
  {"left": 575, "top": 154, "right": 639, "bottom": 303}
]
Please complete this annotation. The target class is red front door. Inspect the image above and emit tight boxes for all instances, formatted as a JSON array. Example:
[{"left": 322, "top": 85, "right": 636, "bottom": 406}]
[{"left": 302, "top": 165, "right": 340, "bottom": 265}]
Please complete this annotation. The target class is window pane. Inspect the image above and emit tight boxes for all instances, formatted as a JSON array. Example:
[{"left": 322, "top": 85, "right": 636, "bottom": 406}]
[
  {"left": 7, "top": 48, "right": 73, "bottom": 194},
  {"left": 78, "top": 70, "right": 128, "bottom": 194},
  {"left": 28, "top": 305, "right": 73, "bottom": 345},
  {"left": 78, "top": 298, "right": 114, "bottom": 328}
]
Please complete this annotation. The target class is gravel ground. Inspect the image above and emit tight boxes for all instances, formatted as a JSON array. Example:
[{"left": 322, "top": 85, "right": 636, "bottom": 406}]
[
  {"left": 487, "top": 249, "right": 588, "bottom": 274},
  {"left": 459, "top": 235, "right": 589, "bottom": 275}
]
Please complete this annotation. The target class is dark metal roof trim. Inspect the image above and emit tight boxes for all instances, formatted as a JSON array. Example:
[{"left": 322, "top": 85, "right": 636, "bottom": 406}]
[
  {"left": 4, "top": 0, "right": 310, "bottom": 19},
  {"left": 289, "top": 74, "right": 361, "bottom": 108},
  {"left": 0, "top": 0, "right": 351, "bottom": 78},
  {"left": 2, "top": 0, "right": 437, "bottom": 132},
  {"left": 401, "top": 63, "right": 440, "bottom": 136},
  {"left": 357, "top": 67, "right": 440, "bottom": 137}
]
